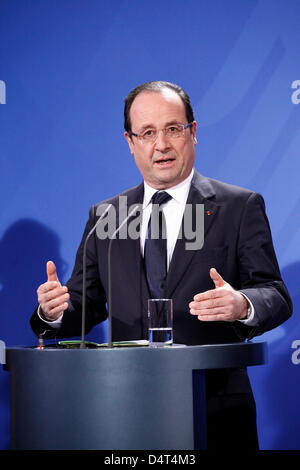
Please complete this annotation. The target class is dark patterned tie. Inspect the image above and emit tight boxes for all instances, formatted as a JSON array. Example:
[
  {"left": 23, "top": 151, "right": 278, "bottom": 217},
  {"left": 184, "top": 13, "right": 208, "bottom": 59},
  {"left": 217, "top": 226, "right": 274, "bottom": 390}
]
[{"left": 144, "top": 191, "right": 172, "bottom": 299}]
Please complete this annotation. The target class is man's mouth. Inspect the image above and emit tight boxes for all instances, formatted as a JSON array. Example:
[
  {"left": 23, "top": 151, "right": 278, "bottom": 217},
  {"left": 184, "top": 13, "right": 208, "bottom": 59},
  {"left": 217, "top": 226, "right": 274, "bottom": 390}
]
[{"left": 154, "top": 157, "right": 176, "bottom": 166}]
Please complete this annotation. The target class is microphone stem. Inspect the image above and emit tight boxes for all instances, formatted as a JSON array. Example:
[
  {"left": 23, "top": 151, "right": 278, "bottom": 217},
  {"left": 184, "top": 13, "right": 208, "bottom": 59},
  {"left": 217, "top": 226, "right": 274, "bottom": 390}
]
[
  {"left": 107, "top": 205, "right": 140, "bottom": 349},
  {"left": 108, "top": 239, "right": 113, "bottom": 349},
  {"left": 80, "top": 204, "right": 112, "bottom": 349}
]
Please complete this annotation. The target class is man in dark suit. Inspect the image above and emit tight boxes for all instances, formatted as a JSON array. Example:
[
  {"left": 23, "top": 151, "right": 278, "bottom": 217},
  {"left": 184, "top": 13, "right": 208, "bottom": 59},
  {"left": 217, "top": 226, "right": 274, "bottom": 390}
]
[{"left": 31, "top": 81, "right": 292, "bottom": 449}]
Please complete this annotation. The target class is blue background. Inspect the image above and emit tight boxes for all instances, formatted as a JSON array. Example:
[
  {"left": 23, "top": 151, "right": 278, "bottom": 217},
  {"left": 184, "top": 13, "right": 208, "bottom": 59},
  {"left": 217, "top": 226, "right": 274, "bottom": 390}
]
[{"left": 0, "top": 0, "right": 300, "bottom": 450}]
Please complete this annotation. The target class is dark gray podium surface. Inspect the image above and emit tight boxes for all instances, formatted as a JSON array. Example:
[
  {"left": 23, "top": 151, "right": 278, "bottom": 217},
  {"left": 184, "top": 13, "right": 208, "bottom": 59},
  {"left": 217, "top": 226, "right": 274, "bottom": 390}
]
[{"left": 4, "top": 342, "right": 266, "bottom": 450}]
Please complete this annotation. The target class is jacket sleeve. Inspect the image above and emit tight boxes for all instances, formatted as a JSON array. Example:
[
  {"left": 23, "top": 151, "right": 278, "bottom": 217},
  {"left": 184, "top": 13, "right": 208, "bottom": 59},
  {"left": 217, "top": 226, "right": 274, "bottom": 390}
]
[{"left": 233, "top": 192, "right": 293, "bottom": 340}]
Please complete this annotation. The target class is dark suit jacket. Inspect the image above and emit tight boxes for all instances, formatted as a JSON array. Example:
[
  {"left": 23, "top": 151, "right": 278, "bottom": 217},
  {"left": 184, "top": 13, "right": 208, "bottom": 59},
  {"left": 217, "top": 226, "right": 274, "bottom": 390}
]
[
  {"left": 31, "top": 170, "right": 292, "bottom": 345},
  {"left": 30, "top": 171, "right": 292, "bottom": 445}
]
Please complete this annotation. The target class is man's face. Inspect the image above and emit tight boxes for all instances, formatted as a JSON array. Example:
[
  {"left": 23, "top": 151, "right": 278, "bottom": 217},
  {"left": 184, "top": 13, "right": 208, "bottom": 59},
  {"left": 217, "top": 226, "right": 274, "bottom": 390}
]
[{"left": 124, "top": 90, "right": 197, "bottom": 189}]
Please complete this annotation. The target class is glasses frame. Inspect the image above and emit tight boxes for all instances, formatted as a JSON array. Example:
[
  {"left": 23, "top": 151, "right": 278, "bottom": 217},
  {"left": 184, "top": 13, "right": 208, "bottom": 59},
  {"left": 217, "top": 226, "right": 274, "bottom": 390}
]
[{"left": 129, "top": 122, "right": 193, "bottom": 143}]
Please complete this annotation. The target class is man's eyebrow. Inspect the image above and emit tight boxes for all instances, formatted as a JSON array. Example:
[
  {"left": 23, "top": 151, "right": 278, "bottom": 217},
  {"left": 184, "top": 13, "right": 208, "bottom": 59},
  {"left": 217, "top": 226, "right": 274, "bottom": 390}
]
[
  {"left": 138, "top": 120, "right": 182, "bottom": 131},
  {"left": 138, "top": 123, "right": 156, "bottom": 132},
  {"left": 164, "top": 120, "right": 182, "bottom": 126}
]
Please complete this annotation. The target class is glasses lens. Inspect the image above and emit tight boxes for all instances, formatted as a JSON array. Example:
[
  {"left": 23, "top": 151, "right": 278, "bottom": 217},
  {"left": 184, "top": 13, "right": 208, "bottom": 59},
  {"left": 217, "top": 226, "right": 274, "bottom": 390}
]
[
  {"left": 165, "top": 125, "right": 184, "bottom": 138},
  {"left": 141, "top": 129, "right": 157, "bottom": 142}
]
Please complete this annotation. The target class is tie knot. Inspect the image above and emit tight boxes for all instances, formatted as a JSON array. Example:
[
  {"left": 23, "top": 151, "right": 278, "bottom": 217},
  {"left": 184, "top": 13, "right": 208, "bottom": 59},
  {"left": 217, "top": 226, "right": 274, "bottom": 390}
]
[{"left": 151, "top": 191, "right": 172, "bottom": 206}]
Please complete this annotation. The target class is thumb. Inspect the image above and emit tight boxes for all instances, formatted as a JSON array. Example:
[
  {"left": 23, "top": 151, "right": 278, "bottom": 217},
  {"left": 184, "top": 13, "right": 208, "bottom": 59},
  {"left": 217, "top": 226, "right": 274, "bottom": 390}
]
[
  {"left": 47, "top": 260, "right": 59, "bottom": 283},
  {"left": 210, "top": 267, "right": 226, "bottom": 288}
]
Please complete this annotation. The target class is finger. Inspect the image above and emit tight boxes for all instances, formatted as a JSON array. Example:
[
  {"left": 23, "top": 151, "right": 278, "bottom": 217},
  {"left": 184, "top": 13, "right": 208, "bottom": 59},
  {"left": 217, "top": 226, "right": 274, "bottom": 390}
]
[
  {"left": 210, "top": 267, "right": 226, "bottom": 288},
  {"left": 47, "top": 260, "right": 59, "bottom": 283},
  {"left": 189, "top": 296, "right": 227, "bottom": 311},
  {"left": 192, "top": 305, "right": 230, "bottom": 316},
  {"left": 197, "top": 311, "right": 235, "bottom": 322},
  {"left": 43, "top": 302, "right": 69, "bottom": 320},
  {"left": 40, "top": 292, "right": 69, "bottom": 317},
  {"left": 37, "top": 281, "right": 61, "bottom": 295},
  {"left": 46, "top": 292, "right": 70, "bottom": 311},
  {"left": 38, "top": 284, "right": 68, "bottom": 303},
  {"left": 193, "top": 287, "right": 227, "bottom": 302},
  {"left": 190, "top": 304, "right": 230, "bottom": 316}
]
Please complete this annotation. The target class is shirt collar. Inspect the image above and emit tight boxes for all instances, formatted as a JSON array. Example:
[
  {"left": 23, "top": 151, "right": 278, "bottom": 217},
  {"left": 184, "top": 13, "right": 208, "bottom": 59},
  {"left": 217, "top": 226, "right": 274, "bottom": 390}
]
[{"left": 143, "top": 168, "right": 194, "bottom": 209}]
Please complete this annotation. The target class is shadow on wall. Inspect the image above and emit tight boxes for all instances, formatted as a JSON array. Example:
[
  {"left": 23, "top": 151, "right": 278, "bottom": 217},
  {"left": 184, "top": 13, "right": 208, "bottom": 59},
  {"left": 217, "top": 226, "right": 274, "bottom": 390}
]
[
  {"left": 260, "top": 261, "right": 300, "bottom": 450},
  {"left": 0, "top": 218, "right": 108, "bottom": 345},
  {"left": 0, "top": 219, "right": 67, "bottom": 449},
  {"left": 0, "top": 219, "right": 68, "bottom": 346}
]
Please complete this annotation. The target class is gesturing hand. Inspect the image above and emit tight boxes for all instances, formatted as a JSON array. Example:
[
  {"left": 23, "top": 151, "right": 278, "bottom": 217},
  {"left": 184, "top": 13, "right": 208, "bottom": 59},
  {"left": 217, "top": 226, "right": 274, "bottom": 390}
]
[
  {"left": 189, "top": 268, "right": 248, "bottom": 322},
  {"left": 36, "top": 261, "right": 69, "bottom": 321}
]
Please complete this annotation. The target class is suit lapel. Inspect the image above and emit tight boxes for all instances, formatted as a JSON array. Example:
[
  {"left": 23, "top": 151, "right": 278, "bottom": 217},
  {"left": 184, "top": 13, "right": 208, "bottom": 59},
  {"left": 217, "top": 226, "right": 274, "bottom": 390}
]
[
  {"left": 113, "top": 183, "right": 152, "bottom": 316},
  {"left": 166, "top": 171, "right": 220, "bottom": 298},
  {"left": 114, "top": 182, "right": 144, "bottom": 280}
]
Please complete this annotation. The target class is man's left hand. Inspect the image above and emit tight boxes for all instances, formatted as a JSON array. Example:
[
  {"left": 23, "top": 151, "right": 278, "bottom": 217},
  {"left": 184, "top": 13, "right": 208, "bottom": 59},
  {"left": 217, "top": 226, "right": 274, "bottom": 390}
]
[{"left": 189, "top": 268, "right": 248, "bottom": 322}]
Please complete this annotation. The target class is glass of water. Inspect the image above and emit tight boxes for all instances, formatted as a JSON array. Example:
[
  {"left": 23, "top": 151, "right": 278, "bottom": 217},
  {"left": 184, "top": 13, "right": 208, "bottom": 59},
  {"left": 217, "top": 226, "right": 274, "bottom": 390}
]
[{"left": 148, "top": 299, "right": 173, "bottom": 347}]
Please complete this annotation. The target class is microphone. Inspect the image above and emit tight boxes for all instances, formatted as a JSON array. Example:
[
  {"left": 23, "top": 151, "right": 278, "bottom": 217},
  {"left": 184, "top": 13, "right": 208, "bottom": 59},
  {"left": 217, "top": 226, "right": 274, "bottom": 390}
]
[
  {"left": 107, "top": 204, "right": 140, "bottom": 348},
  {"left": 80, "top": 204, "right": 112, "bottom": 349}
]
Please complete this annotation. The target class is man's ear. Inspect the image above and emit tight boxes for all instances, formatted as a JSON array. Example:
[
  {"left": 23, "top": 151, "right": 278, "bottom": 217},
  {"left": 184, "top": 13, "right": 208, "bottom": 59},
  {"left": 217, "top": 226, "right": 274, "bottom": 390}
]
[
  {"left": 192, "top": 121, "right": 197, "bottom": 145},
  {"left": 124, "top": 132, "right": 135, "bottom": 155}
]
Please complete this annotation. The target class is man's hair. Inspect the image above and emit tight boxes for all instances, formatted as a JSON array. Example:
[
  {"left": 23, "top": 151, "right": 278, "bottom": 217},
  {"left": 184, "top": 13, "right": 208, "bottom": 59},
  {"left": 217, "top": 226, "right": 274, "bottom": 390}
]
[{"left": 124, "top": 81, "right": 195, "bottom": 133}]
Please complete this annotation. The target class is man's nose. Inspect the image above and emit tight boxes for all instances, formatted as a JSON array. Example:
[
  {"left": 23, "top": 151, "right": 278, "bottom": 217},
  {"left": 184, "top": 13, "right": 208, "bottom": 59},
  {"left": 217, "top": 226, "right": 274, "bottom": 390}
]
[{"left": 154, "top": 129, "right": 171, "bottom": 152}]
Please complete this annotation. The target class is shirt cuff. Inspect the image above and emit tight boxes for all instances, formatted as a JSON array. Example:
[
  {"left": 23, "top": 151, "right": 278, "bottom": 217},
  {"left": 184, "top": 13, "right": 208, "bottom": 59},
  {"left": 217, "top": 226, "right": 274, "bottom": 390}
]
[
  {"left": 238, "top": 293, "right": 258, "bottom": 326},
  {"left": 37, "top": 305, "right": 63, "bottom": 329}
]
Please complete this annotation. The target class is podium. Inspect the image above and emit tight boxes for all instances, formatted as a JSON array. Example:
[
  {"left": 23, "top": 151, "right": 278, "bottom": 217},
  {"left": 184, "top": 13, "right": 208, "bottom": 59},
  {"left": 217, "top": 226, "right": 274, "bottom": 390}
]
[{"left": 4, "top": 342, "right": 266, "bottom": 450}]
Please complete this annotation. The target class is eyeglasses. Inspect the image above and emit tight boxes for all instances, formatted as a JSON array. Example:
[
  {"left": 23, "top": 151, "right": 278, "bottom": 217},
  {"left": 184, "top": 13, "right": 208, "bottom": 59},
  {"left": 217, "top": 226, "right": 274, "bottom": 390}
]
[{"left": 129, "top": 122, "right": 193, "bottom": 143}]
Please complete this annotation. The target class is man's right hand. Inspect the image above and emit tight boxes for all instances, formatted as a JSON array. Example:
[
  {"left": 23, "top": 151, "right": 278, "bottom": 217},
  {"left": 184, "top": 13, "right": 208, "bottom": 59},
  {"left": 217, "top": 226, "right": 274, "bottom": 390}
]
[{"left": 37, "top": 261, "right": 70, "bottom": 321}]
